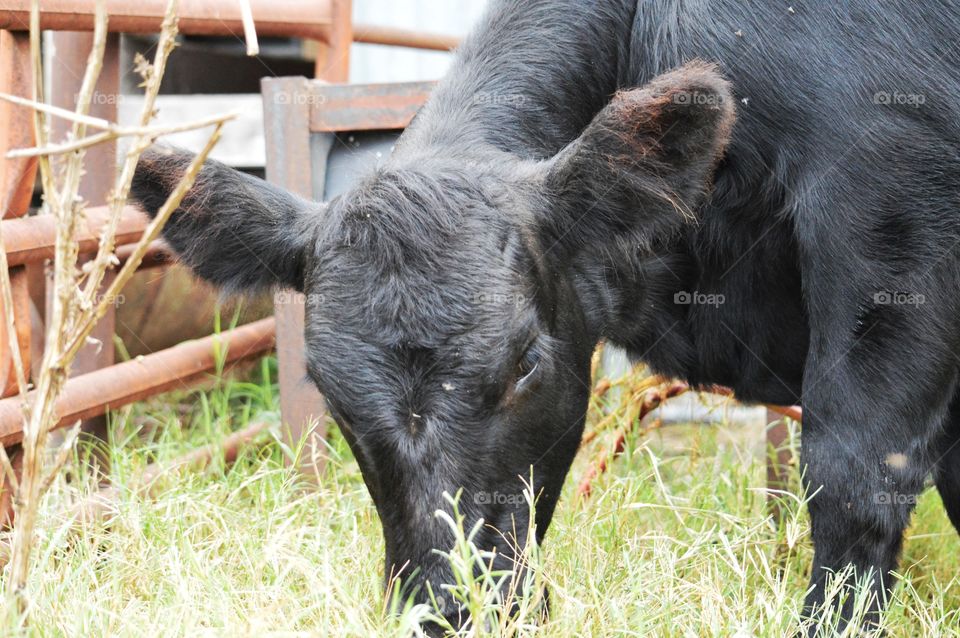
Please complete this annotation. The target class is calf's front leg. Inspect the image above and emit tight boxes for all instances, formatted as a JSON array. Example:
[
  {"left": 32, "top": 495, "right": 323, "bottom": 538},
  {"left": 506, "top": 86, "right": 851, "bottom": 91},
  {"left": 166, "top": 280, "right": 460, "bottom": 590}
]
[{"left": 799, "top": 293, "right": 958, "bottom": 634}]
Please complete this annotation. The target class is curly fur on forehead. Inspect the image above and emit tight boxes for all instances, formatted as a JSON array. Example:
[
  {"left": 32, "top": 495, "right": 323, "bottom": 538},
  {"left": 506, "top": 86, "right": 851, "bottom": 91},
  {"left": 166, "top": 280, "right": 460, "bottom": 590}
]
[
  {"left": 310, "top": 165, "right": 531, "bottom": 348},
  {"left": 326, "top": 164, "right": 498, "bottom": 259}
]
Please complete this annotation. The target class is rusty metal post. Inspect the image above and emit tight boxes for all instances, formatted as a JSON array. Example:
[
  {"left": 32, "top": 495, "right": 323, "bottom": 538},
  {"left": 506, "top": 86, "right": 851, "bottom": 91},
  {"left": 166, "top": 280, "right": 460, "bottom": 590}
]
[
  {"left": 263, "top": 1, "right": 350, "bottom": 479},
  {"left": 316, "top": 0, "right": 352, "bottom": 81},
  {"left": 766, "top": 409, "right": 796, "bottom": 519},
  {"left": 0, "top": 30, "right": 36, "bottom": 220},
  {"left": 0, "top": 29, "right": 36, "bottom": 527},
  {"left": 0, "top": 30, "right": 35, "bottom": 397},
  {"left": 262, "top": 77, "right": 328, "bottom": 478},
  {"left": 49, "top": 32, "right": 121, "bottom": 449}
]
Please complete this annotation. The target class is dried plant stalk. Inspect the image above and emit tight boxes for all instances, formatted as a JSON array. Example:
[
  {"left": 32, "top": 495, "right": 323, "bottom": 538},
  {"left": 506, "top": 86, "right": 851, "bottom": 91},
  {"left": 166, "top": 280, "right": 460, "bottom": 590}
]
[
  {"left": 237, "top": 0, "right": 260, "bottom": 56},
  {"left": 0, "top": 0, "right": 236, "bottom": 618}
]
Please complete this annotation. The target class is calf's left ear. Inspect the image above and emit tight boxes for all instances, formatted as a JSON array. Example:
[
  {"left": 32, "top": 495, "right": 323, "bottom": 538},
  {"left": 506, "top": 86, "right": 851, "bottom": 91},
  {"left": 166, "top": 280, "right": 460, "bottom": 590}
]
[
  {"left": 540, "top": 61, "right": 736, "bottom": 253},
  {"left": 130, "top": 146, "right": 323, "bottom": 294}
]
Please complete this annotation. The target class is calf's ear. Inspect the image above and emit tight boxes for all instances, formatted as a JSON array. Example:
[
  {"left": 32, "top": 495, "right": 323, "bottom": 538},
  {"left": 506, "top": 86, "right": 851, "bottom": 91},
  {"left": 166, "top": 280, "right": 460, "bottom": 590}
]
[
  {"left": 540, "top": 61, "right": 735, "bottom": 254},
  {"left": 130, "top": 147, "right": 321, "bottom": 293}
]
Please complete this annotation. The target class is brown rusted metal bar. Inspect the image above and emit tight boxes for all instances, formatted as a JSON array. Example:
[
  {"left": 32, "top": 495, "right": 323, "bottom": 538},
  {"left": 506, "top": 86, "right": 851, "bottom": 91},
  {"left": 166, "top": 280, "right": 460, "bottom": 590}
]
[
  {"left": 766, "top": 403, "right": 802, "bottom": 422},
  {"left": 0, "top": 317, "right": 276, "bottom": 446},
  {"left": 0, "top": 30, "right": 36, "bottom": 529},
  {"left": 766, "top": 409, "right": 797, "bottom": 520},
  {"left": 262, "top": 76, "right": 327, "bottom": 479},
  {"left": 0, "top": 267, "right": 31, "bottom": 398},
  {"left": 353, "top": 24, "right": 459, "bottom": 51},
  {"left": 315, "top": 0, "right": 352, "bottom": 82},
  {"left": 309, "top": 81, "right": 435, "bottom": 133},
  {"left": 2, "top": 211, "right": 169, "bottom": 269},
  {"left": 0, "top": 4, "right": 461, "bottom": 53},
  {"left": 709, "top": 385, "right": 802, "bottom": 421},
  {"left": 2, "top": 206, "right": 148, "bottom": 267},
  {"left": 0, "top": 0, "right": 334, "bottom": 41},
  {"left": 0, "top": 30, "right": 36, "bottom": 219}
]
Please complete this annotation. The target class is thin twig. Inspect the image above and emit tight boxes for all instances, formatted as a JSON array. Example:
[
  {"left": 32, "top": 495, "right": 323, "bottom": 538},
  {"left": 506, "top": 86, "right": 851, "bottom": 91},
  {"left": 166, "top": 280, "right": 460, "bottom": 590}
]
[
  {"left": 5, "top": 0, "right": 69, "bottom": 607},
  {"left": 0, "top": 93, "right": 110, "bottom": 130},
  {"left": 237, "top": 0, "right": 260, "bottom": 56},
  {"left": 38, "top": 421, "right": 81, "bottom": 495},
  {"left": 0, "top": 443, "right": 18, "bottom": 494},
  {"left": 5, "top": 111, "right": 239, "bottom": 159},
  {"left": 0, "top": 231, "right": 30, "bottom": 404},
  {"left": 6, "top": 130, "right": 113, "bottom": 160}
]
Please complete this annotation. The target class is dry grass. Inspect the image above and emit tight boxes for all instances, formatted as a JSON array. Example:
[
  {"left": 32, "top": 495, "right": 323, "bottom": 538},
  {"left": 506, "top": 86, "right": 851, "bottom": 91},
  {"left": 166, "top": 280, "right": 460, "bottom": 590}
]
[
  {"left": 1, "top": 354, "right": 959, "bottom": 637},
  {"left": 0, "top": 0, "right": 234, "bottom": 610}
]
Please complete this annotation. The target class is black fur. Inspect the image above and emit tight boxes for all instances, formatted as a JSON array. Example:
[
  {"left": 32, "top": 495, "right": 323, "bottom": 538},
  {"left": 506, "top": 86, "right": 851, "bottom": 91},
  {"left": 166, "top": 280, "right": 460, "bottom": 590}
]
[
  {"left": 130, "top": 0, "right": 960, "bottom": 632},
  {"left": 130, "top": 147, "right": 320, "bottom": 293}
]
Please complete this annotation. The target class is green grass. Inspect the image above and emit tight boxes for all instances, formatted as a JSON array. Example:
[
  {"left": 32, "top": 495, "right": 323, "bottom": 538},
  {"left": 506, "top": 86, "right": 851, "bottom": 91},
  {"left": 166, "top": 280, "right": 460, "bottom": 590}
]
[{"left": 3, "top": 356, "right": 960, "bottom": 637}]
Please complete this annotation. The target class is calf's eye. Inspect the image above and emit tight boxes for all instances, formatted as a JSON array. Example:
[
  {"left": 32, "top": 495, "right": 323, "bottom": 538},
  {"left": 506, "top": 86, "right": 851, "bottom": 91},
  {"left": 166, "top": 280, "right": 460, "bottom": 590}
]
[{"left": 516, "top": 342, "right": 541, "bottom": 387}]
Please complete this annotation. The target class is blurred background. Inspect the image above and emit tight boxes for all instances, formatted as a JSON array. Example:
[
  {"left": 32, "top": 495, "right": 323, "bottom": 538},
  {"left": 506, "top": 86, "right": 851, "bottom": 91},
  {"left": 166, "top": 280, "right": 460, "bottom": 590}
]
[
  {"left": 113, "top": 0, "right": 491, "bottom": 170},
  {"left": 351, "top": 0, "right": 488, "bottom": 83}
]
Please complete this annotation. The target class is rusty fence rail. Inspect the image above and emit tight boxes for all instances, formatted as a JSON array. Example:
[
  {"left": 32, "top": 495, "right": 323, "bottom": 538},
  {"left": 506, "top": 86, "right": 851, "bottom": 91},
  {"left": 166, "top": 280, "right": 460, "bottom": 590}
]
[
  {"left": 0, "top": 0, "right": 334, "bottom": 38},
  {"left": 0, "top": 317, "right": 276, "bottom": 447}
]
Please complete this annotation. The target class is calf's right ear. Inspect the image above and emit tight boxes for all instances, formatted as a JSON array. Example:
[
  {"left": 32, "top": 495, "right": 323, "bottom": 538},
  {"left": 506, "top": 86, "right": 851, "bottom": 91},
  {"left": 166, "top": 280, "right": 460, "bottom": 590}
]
[
  {"left": 130, "top": 147, "right": 322, "bottom": 294},
  {"left": 539, "top": 61, "right": 736, "bottom": 255}
]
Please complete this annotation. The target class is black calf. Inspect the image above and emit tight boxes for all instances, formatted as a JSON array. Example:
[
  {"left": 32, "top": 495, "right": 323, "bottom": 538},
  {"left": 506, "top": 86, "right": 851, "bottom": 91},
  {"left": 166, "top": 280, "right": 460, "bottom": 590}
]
[{"left": 131, "top": 0, "right": 960, "bottom": 632}]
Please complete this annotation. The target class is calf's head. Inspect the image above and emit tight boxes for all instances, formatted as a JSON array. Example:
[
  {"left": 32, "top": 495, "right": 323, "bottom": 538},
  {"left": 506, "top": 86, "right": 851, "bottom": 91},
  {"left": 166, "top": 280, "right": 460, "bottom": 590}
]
[{"left": 130, "top": 63, "right": 734, "bottom": 625}]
